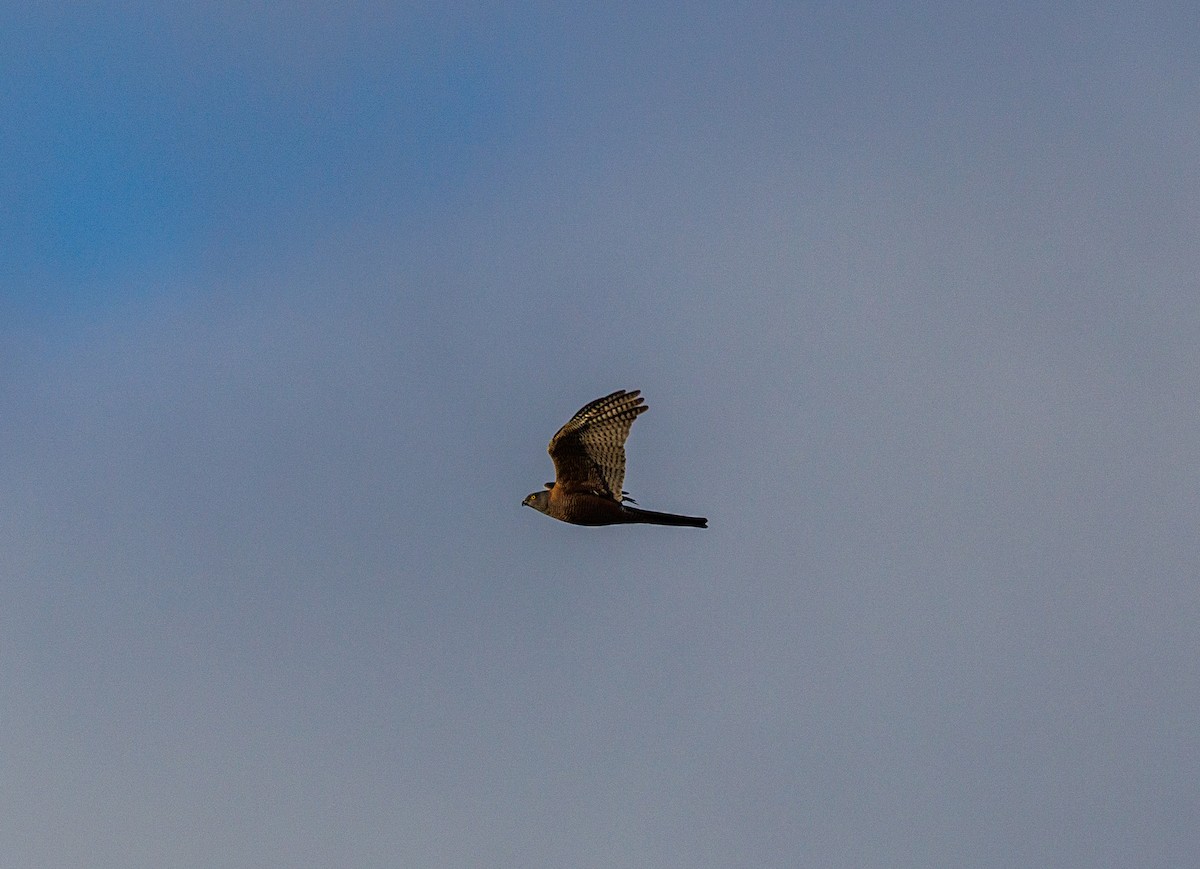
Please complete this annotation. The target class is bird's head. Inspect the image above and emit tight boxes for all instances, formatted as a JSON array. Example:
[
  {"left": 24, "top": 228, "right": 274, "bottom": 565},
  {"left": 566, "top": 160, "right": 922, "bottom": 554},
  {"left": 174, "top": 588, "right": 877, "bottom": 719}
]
[{"left": 522, "top": 490, "right": 551, "bottom": 513}]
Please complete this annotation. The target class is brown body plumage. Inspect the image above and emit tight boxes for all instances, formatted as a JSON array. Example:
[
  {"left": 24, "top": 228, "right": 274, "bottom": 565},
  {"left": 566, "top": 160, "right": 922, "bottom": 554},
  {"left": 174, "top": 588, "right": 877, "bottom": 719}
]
[{"left": 522, "top": 390, "right": 707, "bottom": 528}]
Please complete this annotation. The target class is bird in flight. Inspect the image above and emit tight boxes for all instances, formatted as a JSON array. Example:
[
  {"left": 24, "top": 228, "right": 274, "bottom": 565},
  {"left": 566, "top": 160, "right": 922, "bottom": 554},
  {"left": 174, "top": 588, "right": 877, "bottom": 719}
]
[{"left": 522, "top": 389, "right": 707, "bottom": 528}]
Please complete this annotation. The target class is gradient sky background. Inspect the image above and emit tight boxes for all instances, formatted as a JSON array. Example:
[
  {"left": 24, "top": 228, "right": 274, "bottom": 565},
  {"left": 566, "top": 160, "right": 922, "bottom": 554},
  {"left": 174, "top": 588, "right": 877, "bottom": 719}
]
[{"left": 3, "top": 3, "right": 1198, "bottom": 867}]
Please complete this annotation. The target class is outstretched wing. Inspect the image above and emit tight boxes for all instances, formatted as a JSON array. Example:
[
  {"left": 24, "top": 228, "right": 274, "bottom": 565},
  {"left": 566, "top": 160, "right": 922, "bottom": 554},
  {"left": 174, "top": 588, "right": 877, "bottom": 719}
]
[{"left": 548, "top": 389, "right": 647, "bottom": 501}]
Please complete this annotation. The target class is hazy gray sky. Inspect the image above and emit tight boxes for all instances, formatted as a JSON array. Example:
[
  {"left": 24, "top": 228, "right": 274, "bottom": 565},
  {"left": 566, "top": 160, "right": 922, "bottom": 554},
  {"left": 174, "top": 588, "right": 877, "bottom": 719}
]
[{"left": 3, "top": 3, "right": 1198, "bottom": 866}]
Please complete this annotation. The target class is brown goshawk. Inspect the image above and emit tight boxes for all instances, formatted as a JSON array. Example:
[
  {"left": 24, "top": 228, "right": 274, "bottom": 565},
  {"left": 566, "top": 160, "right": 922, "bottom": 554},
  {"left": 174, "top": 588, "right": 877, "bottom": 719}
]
[{"left": 522, "top": 389, "right": 707, "bottom": 528}]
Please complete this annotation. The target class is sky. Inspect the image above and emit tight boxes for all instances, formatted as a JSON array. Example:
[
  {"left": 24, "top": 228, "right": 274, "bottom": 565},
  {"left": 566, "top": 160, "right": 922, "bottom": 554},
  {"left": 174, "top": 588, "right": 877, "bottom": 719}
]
[{"left": 2, "top": 2, "right": 1198, "bottom": 866}]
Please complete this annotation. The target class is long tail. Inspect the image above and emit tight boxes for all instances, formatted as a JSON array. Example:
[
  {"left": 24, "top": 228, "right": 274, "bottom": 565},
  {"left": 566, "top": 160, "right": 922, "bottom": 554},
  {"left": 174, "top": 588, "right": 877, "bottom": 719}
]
[{"left": 622, "top": 505, "right": 708, "bottom": 528}]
